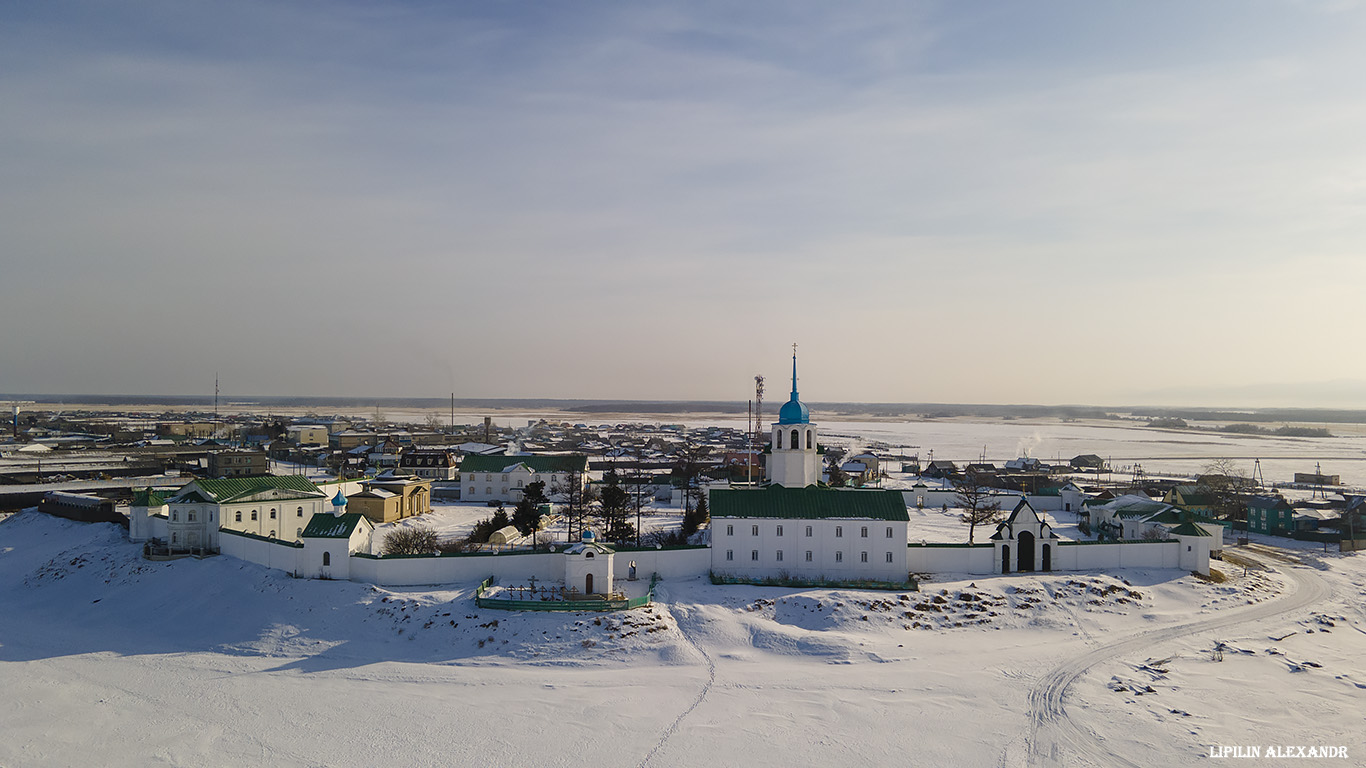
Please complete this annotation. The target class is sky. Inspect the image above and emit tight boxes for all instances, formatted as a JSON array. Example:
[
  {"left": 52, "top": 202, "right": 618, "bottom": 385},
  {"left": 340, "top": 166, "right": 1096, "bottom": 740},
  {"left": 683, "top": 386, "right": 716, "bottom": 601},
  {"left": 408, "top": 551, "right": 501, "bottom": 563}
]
[{"left": 3, "top": 1, "right": 1366, "bottom": 408}]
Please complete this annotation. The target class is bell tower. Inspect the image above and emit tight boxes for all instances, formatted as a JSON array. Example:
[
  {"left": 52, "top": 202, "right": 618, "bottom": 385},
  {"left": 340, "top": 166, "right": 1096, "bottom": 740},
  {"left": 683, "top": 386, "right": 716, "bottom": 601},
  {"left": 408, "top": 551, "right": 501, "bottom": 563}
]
[{"left": 767, "top": 344, "right": 820, "bottom": 487}]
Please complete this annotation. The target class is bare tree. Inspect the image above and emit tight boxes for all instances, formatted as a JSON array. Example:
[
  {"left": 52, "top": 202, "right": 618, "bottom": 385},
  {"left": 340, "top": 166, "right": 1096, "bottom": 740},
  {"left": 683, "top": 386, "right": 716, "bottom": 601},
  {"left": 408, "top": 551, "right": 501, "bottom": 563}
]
[
  {"left": 1198, "top": 459, "right": 1252, "bottom": 521},
  {"left": 381, "top": 525, "right": 439, "bottom": 556},
  {"left": 953, "top": 469, "right": 1003, "bottom": 545}
]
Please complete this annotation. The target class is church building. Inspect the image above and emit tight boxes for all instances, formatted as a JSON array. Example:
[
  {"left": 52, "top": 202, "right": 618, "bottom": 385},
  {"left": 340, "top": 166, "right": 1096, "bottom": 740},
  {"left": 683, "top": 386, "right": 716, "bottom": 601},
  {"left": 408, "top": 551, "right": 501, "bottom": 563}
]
[{"left": 710, "top": 348, "right": 910, "bottom": 584}]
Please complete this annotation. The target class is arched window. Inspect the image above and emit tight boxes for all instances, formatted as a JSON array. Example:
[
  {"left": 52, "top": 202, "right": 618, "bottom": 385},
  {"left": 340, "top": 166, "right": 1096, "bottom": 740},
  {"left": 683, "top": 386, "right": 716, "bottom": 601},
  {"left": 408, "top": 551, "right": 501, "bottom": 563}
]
[
  {"left": 791, "top": 429, "right": 799, "bottom": 450},
  {"left": 270, "top": 509, "right": 277, "bottom": 519},
  {"left": 171, "top": 533, "right": 177, "bottom": 544},
  {"left": 268, "top": 530, "right": 275, "bottom": 539},
  {"left": 251, "top": 510, "right": 258, "bottom": 521},
  {"left": 297, "top": 507, "right": 303, "bottom": 517},
  {"left": 235, "top": 511, "right": 241, "bottom": 522},
  {"left": 774, "top": 429, "right": 782, "bottom": 449},
  {"left": 585, "top": 551, "right": 595, "bottom": 559},
  {"left": 806, "top": 430, "right": 813, "bottom": 449},
  {"left": 171, "top": 511, "right": 178, "bottom": 521},
  {"left": 296, "top": 528, "right": 302, "bottom": 537},
  {"left": 322, "top": 552, "right": 331, "bottom": 566}
]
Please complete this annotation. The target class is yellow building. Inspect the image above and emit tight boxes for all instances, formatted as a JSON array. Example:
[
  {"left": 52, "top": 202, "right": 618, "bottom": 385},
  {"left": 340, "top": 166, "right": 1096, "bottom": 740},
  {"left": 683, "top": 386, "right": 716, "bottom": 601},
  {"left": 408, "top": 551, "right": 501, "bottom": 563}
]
[{"left": 347, "top": 470, "right": 432, "bottom": 524}]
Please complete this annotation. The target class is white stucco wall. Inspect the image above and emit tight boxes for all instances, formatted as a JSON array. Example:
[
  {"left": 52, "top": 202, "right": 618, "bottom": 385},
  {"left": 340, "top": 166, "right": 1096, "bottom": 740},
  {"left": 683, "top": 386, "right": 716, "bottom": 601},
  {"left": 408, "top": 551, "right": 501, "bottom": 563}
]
[
  {"left": 906, "top": 544, "right": 997, "bottom": 575},
  {"left": 711, "top": 516, "right": 909, "bottom": 582}
]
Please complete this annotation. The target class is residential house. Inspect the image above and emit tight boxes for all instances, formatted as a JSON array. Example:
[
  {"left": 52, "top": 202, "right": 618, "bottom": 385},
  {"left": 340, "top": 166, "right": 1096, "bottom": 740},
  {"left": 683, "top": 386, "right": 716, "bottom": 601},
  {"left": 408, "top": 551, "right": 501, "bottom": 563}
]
[
  {"left": 1164, "top": 485, "right": 1216, "bottom": 517},
  {"left": 460, "top": 454, "right": 589, "bottom": 503}
]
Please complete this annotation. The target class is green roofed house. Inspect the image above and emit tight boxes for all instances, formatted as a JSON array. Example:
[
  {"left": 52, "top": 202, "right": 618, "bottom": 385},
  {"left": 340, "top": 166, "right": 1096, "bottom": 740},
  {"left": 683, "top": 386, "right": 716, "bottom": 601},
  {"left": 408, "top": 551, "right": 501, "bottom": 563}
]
[
  {"left": 1163, "top": 485, "right": 1216, "bottom": 517},
  {"left": 160, "top": 474, "right": 330, "bottom": 552},
  {"left": 710, "top": 485, "right": 910, "bottom": 583},
  {"left": 460, "top": 453, "right": 589, "bottom": 504}
]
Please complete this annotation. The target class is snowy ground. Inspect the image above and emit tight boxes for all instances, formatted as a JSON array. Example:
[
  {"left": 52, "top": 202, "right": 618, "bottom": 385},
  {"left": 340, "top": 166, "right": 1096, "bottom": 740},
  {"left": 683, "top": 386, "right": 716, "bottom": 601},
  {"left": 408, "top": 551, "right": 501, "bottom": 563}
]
[{"left": 2, "top": 511, "right": 1363, "bottom": 767}]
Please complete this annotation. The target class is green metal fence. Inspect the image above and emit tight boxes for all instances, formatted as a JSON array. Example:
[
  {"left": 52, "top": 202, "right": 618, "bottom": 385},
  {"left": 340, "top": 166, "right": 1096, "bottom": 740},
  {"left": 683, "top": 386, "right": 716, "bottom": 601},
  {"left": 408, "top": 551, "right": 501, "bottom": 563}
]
[{"left": 475, "top": 574, "right": 658, "bottom": 612}]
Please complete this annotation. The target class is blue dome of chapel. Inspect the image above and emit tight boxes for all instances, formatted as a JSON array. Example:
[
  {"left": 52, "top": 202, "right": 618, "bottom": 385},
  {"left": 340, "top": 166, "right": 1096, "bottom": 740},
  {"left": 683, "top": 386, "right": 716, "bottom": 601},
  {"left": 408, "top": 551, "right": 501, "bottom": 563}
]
[{"left": 777, "top": 350, "right": 810, "bottom": 425}]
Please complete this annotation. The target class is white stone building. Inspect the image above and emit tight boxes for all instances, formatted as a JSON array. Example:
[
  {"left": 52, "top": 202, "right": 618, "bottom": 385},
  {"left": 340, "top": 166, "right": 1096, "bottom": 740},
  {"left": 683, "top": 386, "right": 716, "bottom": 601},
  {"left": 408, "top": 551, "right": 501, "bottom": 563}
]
[
  {"left": 460, "top": 454, "right": 588, "bottom": 503},
  {"left": 135, "top": 475, "right": 331, "bottom": 550}
]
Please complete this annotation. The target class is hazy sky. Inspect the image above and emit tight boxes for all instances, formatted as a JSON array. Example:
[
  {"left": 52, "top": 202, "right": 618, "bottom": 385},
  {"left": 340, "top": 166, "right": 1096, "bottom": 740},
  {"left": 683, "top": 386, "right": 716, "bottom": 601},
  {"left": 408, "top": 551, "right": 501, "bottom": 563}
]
[{"left": 4, "top": 1, "right": 1366, "bottom": 407}]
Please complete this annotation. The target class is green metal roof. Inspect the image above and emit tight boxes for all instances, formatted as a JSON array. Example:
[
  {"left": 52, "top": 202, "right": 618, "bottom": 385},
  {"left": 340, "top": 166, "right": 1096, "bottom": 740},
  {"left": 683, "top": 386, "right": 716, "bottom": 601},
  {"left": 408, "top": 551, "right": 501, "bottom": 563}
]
[
  {"left": 301, "top": 512, "right": 368, "bottom": 539},
  {"left": 460, "top": 454, "right": 588, "bottom": 474},
  {"left": 1168, "top": 485, "right": 1215, "bottom": 506},
  {"left": 711, "top": 486, "right": 909, "bottom": 522},
  {"left": 1170, "top": 521, "right": 1213, "bottom": 537},
  {"left": 177, "top": 475, "right": 324, "bottom": 504},
  {"left": 132, "top": 488, "right": 167, "bottom": 507}
]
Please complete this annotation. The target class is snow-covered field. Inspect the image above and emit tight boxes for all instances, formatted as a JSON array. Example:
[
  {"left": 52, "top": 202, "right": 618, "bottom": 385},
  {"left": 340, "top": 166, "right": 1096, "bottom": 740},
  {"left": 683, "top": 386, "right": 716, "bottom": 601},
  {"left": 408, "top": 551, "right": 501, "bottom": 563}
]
[{"left": 3, "top": 511, "right": 1363, "bottom": 766}]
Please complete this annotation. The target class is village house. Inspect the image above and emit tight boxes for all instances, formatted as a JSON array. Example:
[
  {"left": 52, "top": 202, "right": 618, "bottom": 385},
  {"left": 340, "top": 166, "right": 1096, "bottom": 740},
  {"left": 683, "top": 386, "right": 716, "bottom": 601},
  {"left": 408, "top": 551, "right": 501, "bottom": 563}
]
[
  {"left": 399, "top": 448, "right": 460, "bottom": 481},
  {"left": 1163, "top": 485, "right": 1216, "bottom": 517},
  {"left": 207, "top": 449, "right": 268, "bottom": 478}
]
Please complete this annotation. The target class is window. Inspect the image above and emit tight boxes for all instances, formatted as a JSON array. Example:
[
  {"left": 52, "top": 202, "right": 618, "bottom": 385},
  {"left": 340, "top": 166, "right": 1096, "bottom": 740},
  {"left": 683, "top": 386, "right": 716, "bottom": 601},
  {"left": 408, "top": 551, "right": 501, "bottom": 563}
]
[
  {"left": 751, "top": 550, "right": 759, "bottom": 561},
  {"left": 776, "top": 550, "right": 784, "bottom": 562},
  {"left": 835, "top": 551, "right": 843, "bottom": 563},
  {"left": 485, "top": 474, "right": 491, "bottom": 481},
  {"left": 235, "top": 511, "right": 242, "bottom": 522},
  {"left": 885, "top": 527, "right": 893, "bottom": 538},
  {"left": 805, "top": 551, "right": 813, "bottom": 562},
  {"left": 270, "top": 509, "right": 277, "bottom": 519},
  {"left": 251, "top": 511, "right": 258, "bottom": 521},
  {"left": 502, "top": 474, "right": 508, "bottom": 481},
  {"left": 727, "top": 525, "right": 734, "bottom": 536},
  {"left": 806, "top": 430, "right": 812, "bottom": 449},
  {"left": 835, "top": 526, "right": 843, "bottom": 537},
  {"left": 776, "top": 525, "right": 784, "bottom": 537},
  {"left": 585, "top": 551, "right": 594, "bottom": 559},
  {"left": 322, "top": 552, "right": 331, "bottom": 566},
  {"left": 297, "top": 528, "right": 302, "bottom": 537},
  {"left": 171, "top": 533, "right": 177, "bottom": 544},
  {"left": 188, "top": 511, "right": 196, "bottom": 522},
  {"left": 268, "top": 530, "right": 275, "bottom": 538},
  {"left": 171, "top": 511, "right": 178, "bottom": 522},
  {"left": 860, "top": 551, "right": 868, "bottom": 563},
  {"left": 751, "top": 524, "right": 759, "bottom": 536},
  {"left": 861, "top": 526, "right": 868, "bottom": 538},
  {"left": 209, "top": 511, "right": 214, "bottom": 522},
  {"left": 297, "top": 507, "right": 304, "bottom": 517},
  {"left": 886, "top": 552, "right": 893, "bottom": 563},
  {"left": 791, "top": 429, "right": 799, "bottom": 449},
  {"left": 805, "top": 525, "right": 813, "bottom": 537},
  {"left": 726, "top": 550, "right": 734, "bottom": 561}
]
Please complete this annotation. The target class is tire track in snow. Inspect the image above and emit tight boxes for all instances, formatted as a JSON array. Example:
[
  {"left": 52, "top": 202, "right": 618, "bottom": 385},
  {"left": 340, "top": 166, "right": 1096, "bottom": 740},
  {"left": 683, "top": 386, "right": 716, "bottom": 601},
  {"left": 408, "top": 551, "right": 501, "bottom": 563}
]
[
  {"left": 638, "top": 589, "right": 716, "bottom": 768},
  {"left": 1020, "top": 553, "right": 1330, "bottom": 768}
]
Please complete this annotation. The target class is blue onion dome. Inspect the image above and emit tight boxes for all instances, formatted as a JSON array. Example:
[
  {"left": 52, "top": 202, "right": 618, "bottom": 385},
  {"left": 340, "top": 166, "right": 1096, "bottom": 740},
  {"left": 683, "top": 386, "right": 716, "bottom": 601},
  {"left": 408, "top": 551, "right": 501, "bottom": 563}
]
[
  {"left": 778, "top": 397, "right": 809, "bottom": 425},
  {"left": 332, "top": 489, "right": 347, "bottom": 507}
]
